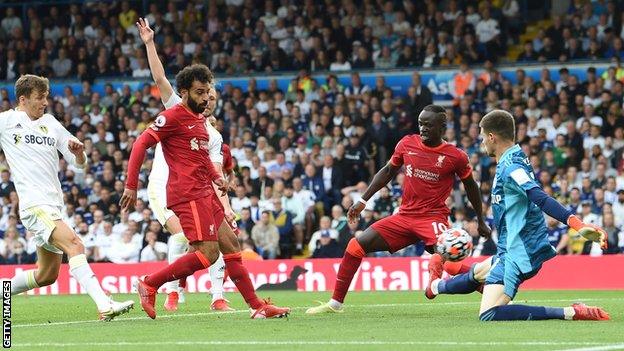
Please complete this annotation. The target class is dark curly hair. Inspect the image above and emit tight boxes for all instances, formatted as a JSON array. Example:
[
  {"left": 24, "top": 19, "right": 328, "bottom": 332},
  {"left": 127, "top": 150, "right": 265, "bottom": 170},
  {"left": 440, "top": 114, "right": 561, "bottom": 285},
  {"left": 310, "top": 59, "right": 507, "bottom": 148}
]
[{"left": 175, "top": 64, "right": 214, "bottom": 92}]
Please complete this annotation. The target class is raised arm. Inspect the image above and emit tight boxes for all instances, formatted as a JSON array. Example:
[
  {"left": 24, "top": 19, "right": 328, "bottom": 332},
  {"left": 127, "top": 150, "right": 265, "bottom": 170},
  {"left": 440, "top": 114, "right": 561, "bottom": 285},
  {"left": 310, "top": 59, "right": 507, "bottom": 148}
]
[{"left": 136, "top": 17, "right": 174, "bottom": 103}]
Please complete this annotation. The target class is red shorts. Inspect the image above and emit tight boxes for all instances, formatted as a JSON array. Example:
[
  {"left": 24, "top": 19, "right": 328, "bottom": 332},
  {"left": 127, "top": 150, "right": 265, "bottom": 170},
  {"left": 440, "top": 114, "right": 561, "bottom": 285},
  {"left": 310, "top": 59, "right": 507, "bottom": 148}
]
[
  {"left": 170, "top": 197, "right": 221, "bottom": 243},
  {"left": 209, "top": 193, "right": 240, "bottom": 234},
  {"left": 210, "top": 194, "right": 225, "bottom": 228},
  {"left": 371, "top": 213, "right": 449, "bottom": 253}
]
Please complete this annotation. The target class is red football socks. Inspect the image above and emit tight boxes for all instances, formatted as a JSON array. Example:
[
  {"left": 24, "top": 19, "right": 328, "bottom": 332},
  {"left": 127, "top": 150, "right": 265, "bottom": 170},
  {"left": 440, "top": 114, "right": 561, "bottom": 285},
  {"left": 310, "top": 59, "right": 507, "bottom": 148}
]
[
  {"left": 224, "top": 252, "right": 263, "bottom": 309},
  {"left": 443, "top": 261, "right": 472, "bottom": 275},
  {"left": 145, "top": 251, "right": 209, "bottom": 289},
  {"left": 332, "top": 239, "right": 365, "bottom": 303}
]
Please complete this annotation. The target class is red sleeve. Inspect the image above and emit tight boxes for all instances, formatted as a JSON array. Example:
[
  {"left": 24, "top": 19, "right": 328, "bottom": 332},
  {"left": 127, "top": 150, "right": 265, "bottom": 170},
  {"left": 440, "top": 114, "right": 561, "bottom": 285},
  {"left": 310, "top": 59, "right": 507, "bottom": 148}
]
[
  {"left": 454, "top": 149, "right": 473, "bottom": 180},
  {"left": 148, "top": 113, "right": 178, "bottom": 141},
  {"left": 125, "top": 131, "right": 159, "bottom": 190},
  {"left": 389, "top": 138, "right": 406, "bottom": 166},
  {"left": 222, "top": 144, "right": 233, "bottom": 172}
]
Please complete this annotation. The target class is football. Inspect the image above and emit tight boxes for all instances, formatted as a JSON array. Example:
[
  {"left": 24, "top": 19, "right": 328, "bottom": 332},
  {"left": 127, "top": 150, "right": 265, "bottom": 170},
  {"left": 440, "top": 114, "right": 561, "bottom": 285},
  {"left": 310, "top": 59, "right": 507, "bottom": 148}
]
[{"left": 436, "top": 228, "right": 473, "bottom": 262}]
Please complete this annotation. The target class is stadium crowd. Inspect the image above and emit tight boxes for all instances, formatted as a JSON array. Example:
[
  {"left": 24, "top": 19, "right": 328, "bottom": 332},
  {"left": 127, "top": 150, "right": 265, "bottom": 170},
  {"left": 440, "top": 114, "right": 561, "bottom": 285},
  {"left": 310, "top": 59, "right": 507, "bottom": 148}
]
[{"left": 1, "top": 0, "right": 624, "bottom": 265}]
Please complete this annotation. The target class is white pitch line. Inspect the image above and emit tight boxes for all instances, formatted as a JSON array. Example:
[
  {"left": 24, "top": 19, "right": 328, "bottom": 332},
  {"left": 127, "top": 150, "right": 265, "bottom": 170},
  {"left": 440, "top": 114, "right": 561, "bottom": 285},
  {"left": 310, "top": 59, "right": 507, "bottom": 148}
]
[
  {"left": 555, "top": 344, "right": 624, "bottom": 351},
  {"left": 12, "top": 297, "right": 620, "bottom": 329},
  {"left": 9, "top": 341, "right": 624, "bottom": 348}
]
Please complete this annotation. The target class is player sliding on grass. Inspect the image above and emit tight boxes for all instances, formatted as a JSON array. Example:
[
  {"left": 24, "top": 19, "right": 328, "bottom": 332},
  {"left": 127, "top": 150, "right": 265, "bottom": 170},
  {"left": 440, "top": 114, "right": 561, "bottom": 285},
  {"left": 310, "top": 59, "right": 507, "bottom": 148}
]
[
  {"left": 121, "top": 64, "right": 290, "bottom": 320},
  {"left": 137, "top": 17, "right": 236, "bottom": 312},
  {"left": 306, "top": 105, "right": 491, "bottom": 314},
  {"left": 426, "top": 109, "right": 609, "bottom": 321},
  {"left": 5, "top": 75, "right": 134, "bottom": 321}
]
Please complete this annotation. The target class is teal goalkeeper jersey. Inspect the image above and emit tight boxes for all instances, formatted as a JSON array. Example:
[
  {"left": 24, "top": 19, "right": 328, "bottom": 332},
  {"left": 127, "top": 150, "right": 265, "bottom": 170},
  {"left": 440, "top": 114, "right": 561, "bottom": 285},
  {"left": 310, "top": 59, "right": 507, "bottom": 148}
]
[{"left": 491, "top": 145, "right": 556, "bottom": 273}]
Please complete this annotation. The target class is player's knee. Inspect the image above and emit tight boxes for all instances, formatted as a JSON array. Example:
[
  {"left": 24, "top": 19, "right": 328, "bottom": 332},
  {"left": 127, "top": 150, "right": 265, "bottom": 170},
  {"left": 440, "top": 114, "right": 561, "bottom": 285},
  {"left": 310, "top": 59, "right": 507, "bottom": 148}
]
[
  {"left": 36, "top": 270, "right": 59, "bottom": 287},
  {"left": 479, "top": 306, "right": 499, "bottom": 322},
  {"left": 197, "top": 243, "right": 220, "bottom": 264},
  {"left": 472, "top": 263, "right": 489, "bottom": 283},
  {"left": 346, "top": 238, "right": 365, "bottom": 258},
  {"left": 61, "top": 236, "right": 85, "bottom": 257}
]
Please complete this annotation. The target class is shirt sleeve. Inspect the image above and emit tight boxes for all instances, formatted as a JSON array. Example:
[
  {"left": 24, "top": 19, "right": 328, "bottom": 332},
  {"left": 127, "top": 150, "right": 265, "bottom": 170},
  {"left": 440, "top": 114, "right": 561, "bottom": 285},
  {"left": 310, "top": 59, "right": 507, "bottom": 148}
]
[
  {"left": 206, "top": 125, "right": 224, "bottom": 164},
  {"left": 454, "top": 149, "right": 472, "bottom": 180},
  {"left": 147, "top": 113, "right": 178, "bottom": 142},
  {"left": 506, "top": 162, "right": 540, "bottom": 192},
  {"left": 389, "top": 138, "right": 406, "bottom": 167},
  {"left": 162, "top": 93, "right": 182, "bottom": 110},
  {"left": 0, "top": 110, "right": 10, "bottom": 138},
  {"left": 53, "top": 117, "right": 87, "bottom": 168}
]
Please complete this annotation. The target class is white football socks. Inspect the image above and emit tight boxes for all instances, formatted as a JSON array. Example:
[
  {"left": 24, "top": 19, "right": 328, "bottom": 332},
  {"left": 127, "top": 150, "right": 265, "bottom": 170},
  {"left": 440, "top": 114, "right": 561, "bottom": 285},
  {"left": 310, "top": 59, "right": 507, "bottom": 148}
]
[
  {"left": 209, "top": 252, "right": 226, "bottom": 302},
  {"left": 431, "top": 278, "right": 441, "bottom": 295},
  {"left": 10, "top": 269, "right": 39, "bottom": 295},
  {"left": 329, "top": 299, "right": 343, "bottom": 309},
  {"left": 563, "top": 306, "right": 575, "bottom": 320},
  {"left": 165, "top": 232, "right": 188, "bottom": 293},
  {"left": 69, "top": 254, "right": 110, "bottom": 312}
]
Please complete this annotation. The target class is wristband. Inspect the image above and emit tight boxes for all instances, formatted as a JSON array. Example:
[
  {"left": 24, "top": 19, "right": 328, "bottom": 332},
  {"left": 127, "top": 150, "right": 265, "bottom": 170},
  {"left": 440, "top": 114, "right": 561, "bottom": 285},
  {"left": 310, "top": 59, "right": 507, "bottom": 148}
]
[
  {"left": 567, "top": 215, "right": 584, "bottom": 231},
  {"left": 357, "top": 198, "right": 367, "bottom": 206}
]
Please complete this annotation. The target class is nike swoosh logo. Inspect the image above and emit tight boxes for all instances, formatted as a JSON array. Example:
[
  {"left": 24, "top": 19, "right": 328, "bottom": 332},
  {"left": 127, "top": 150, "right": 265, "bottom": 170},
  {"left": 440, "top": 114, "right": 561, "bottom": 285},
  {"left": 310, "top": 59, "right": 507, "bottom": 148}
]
[
  {"left": 188, "top": 125, "right": 196, "bottom": 129},
  {"left": 407, "top": 151, "right": 418, "bottom": 155}
]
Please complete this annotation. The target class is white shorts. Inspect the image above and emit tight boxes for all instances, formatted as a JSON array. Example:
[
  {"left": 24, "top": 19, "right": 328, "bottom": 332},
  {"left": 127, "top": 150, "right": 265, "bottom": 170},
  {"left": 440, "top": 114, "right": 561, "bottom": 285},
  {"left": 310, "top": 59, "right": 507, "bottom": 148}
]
[
  {"left": 19, "top": 205, "right": 63, "bottom": 255},
  {"left": 147, "top": 180, "right": 175, "bottom": 226}
]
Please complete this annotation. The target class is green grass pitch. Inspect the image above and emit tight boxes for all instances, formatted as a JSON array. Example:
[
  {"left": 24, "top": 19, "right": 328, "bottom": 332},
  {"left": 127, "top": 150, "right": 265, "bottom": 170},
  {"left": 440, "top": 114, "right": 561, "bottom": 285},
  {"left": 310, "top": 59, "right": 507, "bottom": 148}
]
[{"left": 8, "top": 290, "right": 624, "bottom": 351}]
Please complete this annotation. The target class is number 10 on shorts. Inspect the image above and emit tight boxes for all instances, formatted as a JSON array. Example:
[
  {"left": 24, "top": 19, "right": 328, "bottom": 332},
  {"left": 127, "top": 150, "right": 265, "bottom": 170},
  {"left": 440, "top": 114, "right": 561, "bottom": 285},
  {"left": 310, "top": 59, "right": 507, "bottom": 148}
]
[{"left": 432, "top": 222, "right": 448, "bottom": 236}]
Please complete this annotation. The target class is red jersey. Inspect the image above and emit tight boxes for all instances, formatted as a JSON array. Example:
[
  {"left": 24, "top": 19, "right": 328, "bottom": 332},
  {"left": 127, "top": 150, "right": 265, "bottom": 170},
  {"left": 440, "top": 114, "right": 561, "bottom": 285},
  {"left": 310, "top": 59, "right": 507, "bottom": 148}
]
[
  {"left": 126, "top": 104, "right": 221, "bottom": 208},
  {"left": 390, "top": 134, "right": 471, "bottom": 217},
  {"left": 222, "top": 143, "right": 234, "bottom": 173}
]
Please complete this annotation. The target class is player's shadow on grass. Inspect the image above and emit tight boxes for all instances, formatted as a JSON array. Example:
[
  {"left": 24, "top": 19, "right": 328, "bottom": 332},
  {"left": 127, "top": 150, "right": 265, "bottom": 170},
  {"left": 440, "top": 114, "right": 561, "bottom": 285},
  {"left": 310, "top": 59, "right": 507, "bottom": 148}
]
[{"left": 256, "top": 266, "right": 308, "bottom": 291}]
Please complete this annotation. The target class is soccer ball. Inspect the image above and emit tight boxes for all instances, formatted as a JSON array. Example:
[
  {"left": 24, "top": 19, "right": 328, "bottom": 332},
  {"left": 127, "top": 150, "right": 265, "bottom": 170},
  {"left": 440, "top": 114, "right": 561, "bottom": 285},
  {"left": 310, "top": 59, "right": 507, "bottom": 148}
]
[{"left": 436, "top": 228, "right": 473, "bottom": 262}]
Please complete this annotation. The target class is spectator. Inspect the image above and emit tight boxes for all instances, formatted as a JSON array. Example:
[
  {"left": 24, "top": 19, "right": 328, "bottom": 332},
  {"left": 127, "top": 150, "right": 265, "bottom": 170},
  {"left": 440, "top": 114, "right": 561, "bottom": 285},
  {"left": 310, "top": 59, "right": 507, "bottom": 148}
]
[
  {"left": 109, "top": 229, "right": 140, "bottom": 263},
  {"left": 140, "top": 230, "right": 167, "bottom": 262},
  {"left": 311, "top": 231, "right": 343, "bottom": 258},
  {"left": 0, "top": 170, "right": 15, "bottom": 198},
  {"left": 251, "top": 210, "right": 280, "bottom": 259},
  {"left": 271, "top": 198, "right": 295, "bottom": 258},
  {"left": 309, "top": 216, "right": 339, "bottom": 257}
]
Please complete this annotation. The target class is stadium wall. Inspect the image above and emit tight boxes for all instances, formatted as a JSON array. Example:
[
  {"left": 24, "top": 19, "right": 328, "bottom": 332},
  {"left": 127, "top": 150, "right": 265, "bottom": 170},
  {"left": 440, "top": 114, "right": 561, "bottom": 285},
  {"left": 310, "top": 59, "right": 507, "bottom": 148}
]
[
  {"left": 1, "top": 255, "right": 622, "bottom": 295},
  {"left": 0, "top": 62, "right": 611, "bottom": 105}
]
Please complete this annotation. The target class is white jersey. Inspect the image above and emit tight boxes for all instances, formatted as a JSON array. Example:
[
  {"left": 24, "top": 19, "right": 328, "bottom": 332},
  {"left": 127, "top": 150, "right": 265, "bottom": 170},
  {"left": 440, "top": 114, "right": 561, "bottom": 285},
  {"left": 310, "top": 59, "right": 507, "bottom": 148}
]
[
  {"left": 148, "top": 93, "right": 224, "bottom": 187},
  {"left": 0, "top": 109, "right": 85, "bottom": 210}
]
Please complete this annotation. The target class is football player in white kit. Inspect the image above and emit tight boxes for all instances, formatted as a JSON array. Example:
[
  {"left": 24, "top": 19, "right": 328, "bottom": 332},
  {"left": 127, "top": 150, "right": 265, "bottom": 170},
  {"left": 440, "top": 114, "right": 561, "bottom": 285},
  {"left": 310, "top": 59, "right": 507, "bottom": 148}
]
[
  {"left": 4, "top": 75, "right": 134, "bottom": 320},
  {"left": 137, "top": 18, "right": 236, "bottom": 312}
]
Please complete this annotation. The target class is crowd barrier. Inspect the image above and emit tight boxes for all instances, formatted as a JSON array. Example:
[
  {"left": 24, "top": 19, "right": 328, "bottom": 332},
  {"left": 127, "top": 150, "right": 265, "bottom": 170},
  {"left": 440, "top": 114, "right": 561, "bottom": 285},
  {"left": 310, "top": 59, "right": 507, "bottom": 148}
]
[
  {"left": 1, "top": 255, "right": 622, "bottom": 295},
  {"left": 0, "top": 61, "right": 611, "bottom": 104}
]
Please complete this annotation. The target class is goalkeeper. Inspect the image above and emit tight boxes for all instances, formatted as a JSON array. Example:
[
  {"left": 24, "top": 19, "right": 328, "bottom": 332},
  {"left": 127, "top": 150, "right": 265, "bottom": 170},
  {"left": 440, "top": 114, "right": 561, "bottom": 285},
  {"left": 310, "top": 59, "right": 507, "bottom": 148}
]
[{"left": 426, "top": 110, "right": 609, "bottom": 321}]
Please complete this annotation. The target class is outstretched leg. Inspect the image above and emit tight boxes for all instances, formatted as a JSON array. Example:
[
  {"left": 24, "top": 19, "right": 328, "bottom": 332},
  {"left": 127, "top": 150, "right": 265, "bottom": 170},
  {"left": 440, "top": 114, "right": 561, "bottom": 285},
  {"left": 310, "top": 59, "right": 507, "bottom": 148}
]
[{"left": 306, "top": 227, "right": 390, "bottom": 314}]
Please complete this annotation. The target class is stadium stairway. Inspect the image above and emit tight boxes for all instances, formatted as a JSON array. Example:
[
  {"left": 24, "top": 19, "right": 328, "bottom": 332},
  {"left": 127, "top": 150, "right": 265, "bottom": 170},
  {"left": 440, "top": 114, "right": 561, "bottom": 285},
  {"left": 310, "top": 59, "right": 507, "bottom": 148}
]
[{"left": 505, "top": 19, "right": 553, "bottom": 62}]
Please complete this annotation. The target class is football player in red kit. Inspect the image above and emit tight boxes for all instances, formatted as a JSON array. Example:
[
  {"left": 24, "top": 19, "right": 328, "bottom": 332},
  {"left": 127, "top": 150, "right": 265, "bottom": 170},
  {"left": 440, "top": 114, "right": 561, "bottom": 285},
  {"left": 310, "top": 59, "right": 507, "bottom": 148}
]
[
  {"left": 121, "top": 64, "right": 290, "bottom": 320},
  {"left": 306, "top": 105, "right": 491, "bottom": 314}
]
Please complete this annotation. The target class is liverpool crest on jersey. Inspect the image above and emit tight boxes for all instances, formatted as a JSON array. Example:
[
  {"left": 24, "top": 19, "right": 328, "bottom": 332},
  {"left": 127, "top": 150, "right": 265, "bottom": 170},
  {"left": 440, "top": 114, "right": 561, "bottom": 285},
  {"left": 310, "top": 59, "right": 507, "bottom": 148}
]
[{"left": 436, "top": 155, "right": 446, "bottom": 168}]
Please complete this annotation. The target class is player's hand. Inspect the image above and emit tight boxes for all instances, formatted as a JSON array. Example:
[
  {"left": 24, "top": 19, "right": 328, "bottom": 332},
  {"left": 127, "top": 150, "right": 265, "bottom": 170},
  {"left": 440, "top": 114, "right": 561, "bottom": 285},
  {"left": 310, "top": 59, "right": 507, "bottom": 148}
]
[
  {"left": 136, "top": 17, "right": 154, "bottom": 44},
  {"left": 214, "top": 177, "right": 228, "bottom": 196},
  {"left": 68, "top": 139, "right": 84, "bottom": 156},
  {"left": 477, "top": 219, "right": 492, "bottom": 239},
  {"left": 579, "top": 223, "right": 608, "bottom": 250},
  {"left": 119, "top": 188, "right": 138, "bottom": 212},
  {"left": 227, "top": 177, "right": 238, "bottom": 192},
  {"left": 347, "top": 202, "right": 365, "bottom": 224},
  {"left": 224, "top": 209, "right": 236, "bottom": 224},
  {"left": 568, "top": 215, "right": 608, "bottom": 250}
]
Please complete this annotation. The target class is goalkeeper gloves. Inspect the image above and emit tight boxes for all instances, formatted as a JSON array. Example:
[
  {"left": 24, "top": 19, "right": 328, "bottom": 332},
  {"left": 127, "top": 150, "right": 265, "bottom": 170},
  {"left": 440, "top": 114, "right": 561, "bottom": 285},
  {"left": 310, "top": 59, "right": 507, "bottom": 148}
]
[{"left": 567, "top": 215, "right": 608, "bottom": 250}]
